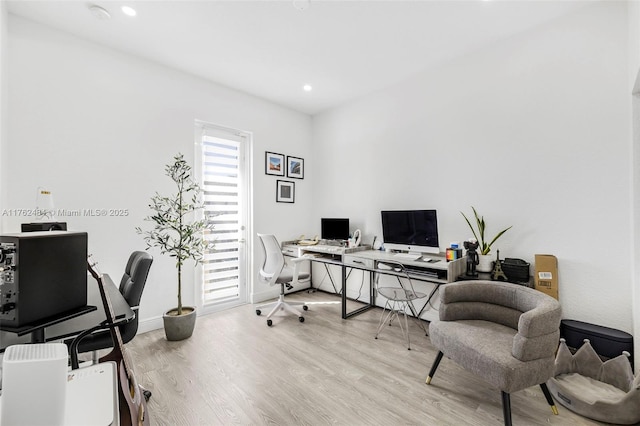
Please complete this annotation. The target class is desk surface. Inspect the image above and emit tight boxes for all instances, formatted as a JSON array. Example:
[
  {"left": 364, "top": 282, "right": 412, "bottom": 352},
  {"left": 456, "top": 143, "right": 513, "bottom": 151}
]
[
  {"left": 346, "top": 249, "right": 450, "bottom": 269},
  {"left": 285, "top": 242, "right": 463, "bottom": 279},
  {"left": 0, "top": 273, "right": 134, "bottom": 350}
]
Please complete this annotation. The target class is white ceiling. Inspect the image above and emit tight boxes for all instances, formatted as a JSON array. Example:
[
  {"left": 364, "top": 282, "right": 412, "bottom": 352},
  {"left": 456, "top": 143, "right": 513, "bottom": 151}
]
[{"left": 6, "top": 0, "right": 590, "bottom": 115}]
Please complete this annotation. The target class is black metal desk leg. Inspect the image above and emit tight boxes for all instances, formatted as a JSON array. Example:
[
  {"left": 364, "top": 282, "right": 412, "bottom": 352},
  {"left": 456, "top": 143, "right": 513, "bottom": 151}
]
[
  {"left": 416, "top": 285, "right": 440, "bottom": 318},
  {"left": 323, "top": 263, "right": 339, "bottom": 294},
  {"left": 30, "top": 328, "right": 45, "bottom": 343},
  {"left": 341, "top": 264, "right": 347, "bottom": 319},
  {"left": 370, "top": 271, "right": 375, "bottom": 306}
]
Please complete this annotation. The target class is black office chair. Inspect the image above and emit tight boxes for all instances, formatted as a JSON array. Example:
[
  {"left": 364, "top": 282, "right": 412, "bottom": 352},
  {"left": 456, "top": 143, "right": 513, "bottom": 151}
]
[{"left": 66, "top": 251, "right": 153, "bottom": 363}]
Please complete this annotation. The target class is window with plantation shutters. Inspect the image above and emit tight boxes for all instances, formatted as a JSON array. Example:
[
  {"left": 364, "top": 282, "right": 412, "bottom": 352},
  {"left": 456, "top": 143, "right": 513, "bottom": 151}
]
[{"left": 197, "top": 121, "right": 250, "bottom": 310}]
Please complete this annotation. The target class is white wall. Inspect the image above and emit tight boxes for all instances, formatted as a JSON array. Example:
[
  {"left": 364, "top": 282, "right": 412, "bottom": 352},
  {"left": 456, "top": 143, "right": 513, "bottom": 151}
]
[
  {"left": 313, "top": 2, "right": 633, "bottom": 332},
  {"left": 5, "top": 16, "right": 314, "bottom": 331},
  {"left": 630, "top": 0, "right": 640, "bottom": 372},
  {"left": 0, "top": 1, "right": 7, "bottom": 233}
]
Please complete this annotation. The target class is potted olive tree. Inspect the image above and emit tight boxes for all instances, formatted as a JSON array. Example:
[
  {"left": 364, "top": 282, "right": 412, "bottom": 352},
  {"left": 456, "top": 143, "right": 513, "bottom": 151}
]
[
  {"left": 136, "top": 153, "right": 213, "bottom": 341},
  {"left": 461, "top": 206, "right": 512, "bottom": 273}
]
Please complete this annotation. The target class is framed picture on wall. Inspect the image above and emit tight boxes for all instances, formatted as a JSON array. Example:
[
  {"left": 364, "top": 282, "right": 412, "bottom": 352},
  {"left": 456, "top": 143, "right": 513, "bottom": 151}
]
[
  {"left": 286, "top": 156, "right": 304, "bottom": 179},
  {"left": 265, "top": 151, "right": 285, "bottom": 176},
  {"left": 276, "top": 180, "right": 295, "bottom": 203}
]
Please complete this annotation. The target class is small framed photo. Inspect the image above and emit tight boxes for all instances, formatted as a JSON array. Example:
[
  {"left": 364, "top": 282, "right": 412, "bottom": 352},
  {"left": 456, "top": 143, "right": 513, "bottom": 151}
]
[
  {"left": 276, "top": 180, "right": 295, "bottom": 203},
  {"left": 286, "top": 156, "right": 304, "bottom": 179},
  {"left": 265, "top": 151, "right": 285, "bottom": 176}
]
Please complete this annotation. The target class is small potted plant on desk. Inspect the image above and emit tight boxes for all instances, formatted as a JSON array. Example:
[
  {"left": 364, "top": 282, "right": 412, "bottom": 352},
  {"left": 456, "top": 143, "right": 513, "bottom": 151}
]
[
  {"left": 461, "top": 206, "right": 512, "bottom": 273},
  {"left": 136, "top": 153, "right": 214, "bottom": 341}
]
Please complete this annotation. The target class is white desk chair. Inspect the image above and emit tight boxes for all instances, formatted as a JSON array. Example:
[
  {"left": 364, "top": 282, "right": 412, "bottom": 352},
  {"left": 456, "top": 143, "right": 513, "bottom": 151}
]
[{"left": 255, "top": 233, "right": 310, "bottom": 326}]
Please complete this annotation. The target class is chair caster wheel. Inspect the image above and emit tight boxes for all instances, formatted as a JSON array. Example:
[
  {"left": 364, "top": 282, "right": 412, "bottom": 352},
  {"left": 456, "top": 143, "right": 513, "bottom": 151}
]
[
  {"left": 256, "top": 309, "right": 261, "bottom": 316},
  {"left": 302, "top": 305, "right": 308, "bottom": 311},
  {"left": 143, "top": 389, "right": 152, "bottom": 401},
  {"left": 267, "top": 319, "right": 273, "bottom": 326},
  {"left": 299, "top": 316, "right": 305, "bottom": 323}
]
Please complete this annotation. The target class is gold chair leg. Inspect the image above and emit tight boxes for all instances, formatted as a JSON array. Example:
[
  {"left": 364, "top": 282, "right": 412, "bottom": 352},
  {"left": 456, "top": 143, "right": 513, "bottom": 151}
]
[{"left": 539, "top": 383, "right": 559, "bottom": 415}]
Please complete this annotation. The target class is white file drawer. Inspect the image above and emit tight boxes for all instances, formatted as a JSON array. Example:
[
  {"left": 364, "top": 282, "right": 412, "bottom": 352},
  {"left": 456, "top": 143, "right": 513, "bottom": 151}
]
[
  {"left": 281, "top": 245, "right": 300, "bottom": 257},
  {"left": 343, "top": 255, "right": 374, "bottom": 269}
]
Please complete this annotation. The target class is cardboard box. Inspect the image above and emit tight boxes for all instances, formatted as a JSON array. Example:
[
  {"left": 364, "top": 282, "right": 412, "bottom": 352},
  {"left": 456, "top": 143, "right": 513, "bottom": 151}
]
[{"left": 534, "top": 254, "right": 558, "bottom": 300}]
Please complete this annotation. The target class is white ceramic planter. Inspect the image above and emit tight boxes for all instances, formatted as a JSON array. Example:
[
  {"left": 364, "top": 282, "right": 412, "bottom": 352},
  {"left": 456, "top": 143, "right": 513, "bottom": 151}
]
[{"left": 477, "top": 254, "right": 494, "bottom": 273}]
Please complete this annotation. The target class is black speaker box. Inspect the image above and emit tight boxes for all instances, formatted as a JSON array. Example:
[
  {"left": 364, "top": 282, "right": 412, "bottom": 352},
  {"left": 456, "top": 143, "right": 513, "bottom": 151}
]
[
  {"left": 0, "top": 231, "right": 87, "bottom": 327},
  {"left": 21, "top": 222, "right": 67, "bottom": 232},
  {"left": 561, "top": 319, "right": 634, "bottom": 370}
]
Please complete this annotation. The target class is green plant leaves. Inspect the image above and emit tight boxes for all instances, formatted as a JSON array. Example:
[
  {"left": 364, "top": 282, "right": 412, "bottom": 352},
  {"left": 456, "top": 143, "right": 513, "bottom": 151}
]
[
  {"left": 460, "top": 206, "right": 512, "bottom": 255},
  {"left": 136, "top": 153, "right": 215, "bottom": 313}
]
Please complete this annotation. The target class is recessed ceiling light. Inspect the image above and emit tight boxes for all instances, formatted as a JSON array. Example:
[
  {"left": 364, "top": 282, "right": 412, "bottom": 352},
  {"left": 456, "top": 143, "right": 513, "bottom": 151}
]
[
  {"left": 303, "top": 84, "right": 312, "bottom": 92},
  {"left": 88, "top": 5, "right": 111, "bottom": 20},
  {"left": 121, "top": 6, "right": 137, "bottom": 17},
  {"left": 293, "top": 0, "right": 310, "bottom": 11}
]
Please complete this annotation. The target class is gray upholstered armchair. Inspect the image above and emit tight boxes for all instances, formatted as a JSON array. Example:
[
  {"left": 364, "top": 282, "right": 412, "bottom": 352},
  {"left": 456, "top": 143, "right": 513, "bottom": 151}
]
[{"left": 426, "top": 280, "right": 562, "bottom": 426}]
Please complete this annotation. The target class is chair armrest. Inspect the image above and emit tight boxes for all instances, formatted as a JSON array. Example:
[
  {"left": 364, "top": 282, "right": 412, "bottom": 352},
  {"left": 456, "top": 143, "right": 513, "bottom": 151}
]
[
  {"left": 259, "top": 269, "right": 278, "bottom": 286},
  {"left": 69, "top": 322, "right": 109, "bottom": 370},
  {"left": 513, "top": 293, "right": 561, "bottom": 361},
  {"left": 518, "top": 301, "right": 562, "bottom": 338},
  {"left": 68, "top": 317, "right": 133, "bottom": 370},
  {"left": 289, "top": 257, "right": 306, "bottom": 284}
]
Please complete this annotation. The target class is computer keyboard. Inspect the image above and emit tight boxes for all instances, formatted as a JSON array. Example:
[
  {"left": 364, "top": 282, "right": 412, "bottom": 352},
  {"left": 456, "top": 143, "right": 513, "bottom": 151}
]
[{"left": 393, "top": 253, "right": 422, "bottom": 261}]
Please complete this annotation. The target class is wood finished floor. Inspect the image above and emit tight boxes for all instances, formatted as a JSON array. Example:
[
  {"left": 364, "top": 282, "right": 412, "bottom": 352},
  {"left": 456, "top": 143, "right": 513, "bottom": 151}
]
[{"left": 127, "top": 292, "right": 607, "bottom": 426}]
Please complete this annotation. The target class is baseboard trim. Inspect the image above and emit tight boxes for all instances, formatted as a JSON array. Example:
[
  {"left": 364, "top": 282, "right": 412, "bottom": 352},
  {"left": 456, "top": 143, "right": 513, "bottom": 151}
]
[
  {"left": 138, "top": 316, "right": 164, "bottom": 334},
  {"left": 251, "top": 287, "right": 281, "bottom": 304},
  {"left": 136, "top": 282, "right": 343, "bottom": 335}
]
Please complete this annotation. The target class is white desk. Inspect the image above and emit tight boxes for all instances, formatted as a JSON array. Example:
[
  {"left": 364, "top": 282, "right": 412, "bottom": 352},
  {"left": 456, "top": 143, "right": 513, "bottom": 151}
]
[{"left": 282, "top": 242, "right": 466, "bottom": 319}]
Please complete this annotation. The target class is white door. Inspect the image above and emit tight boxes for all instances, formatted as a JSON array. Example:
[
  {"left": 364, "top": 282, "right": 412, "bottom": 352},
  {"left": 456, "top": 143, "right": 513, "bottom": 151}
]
[{"left": 196, "top": 121, "right": 251, "bottom": 312}]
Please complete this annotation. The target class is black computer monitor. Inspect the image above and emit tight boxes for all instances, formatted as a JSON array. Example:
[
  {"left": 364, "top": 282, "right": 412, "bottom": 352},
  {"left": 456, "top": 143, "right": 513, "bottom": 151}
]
[
  {"left": 321, "top": 218, "right": 349, "bottom": 241},
  {"left": 21, "top": 222, "right": 67, "bottom": 232},
  {"left": 381, "top": 209, "right": 439, "bottom": 254}
]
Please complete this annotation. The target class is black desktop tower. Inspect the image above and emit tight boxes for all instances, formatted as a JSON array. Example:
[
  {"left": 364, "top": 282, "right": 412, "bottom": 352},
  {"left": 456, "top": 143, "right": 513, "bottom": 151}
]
[{"left": 0, "top": 231, "right": 88, "bottom": 327}]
